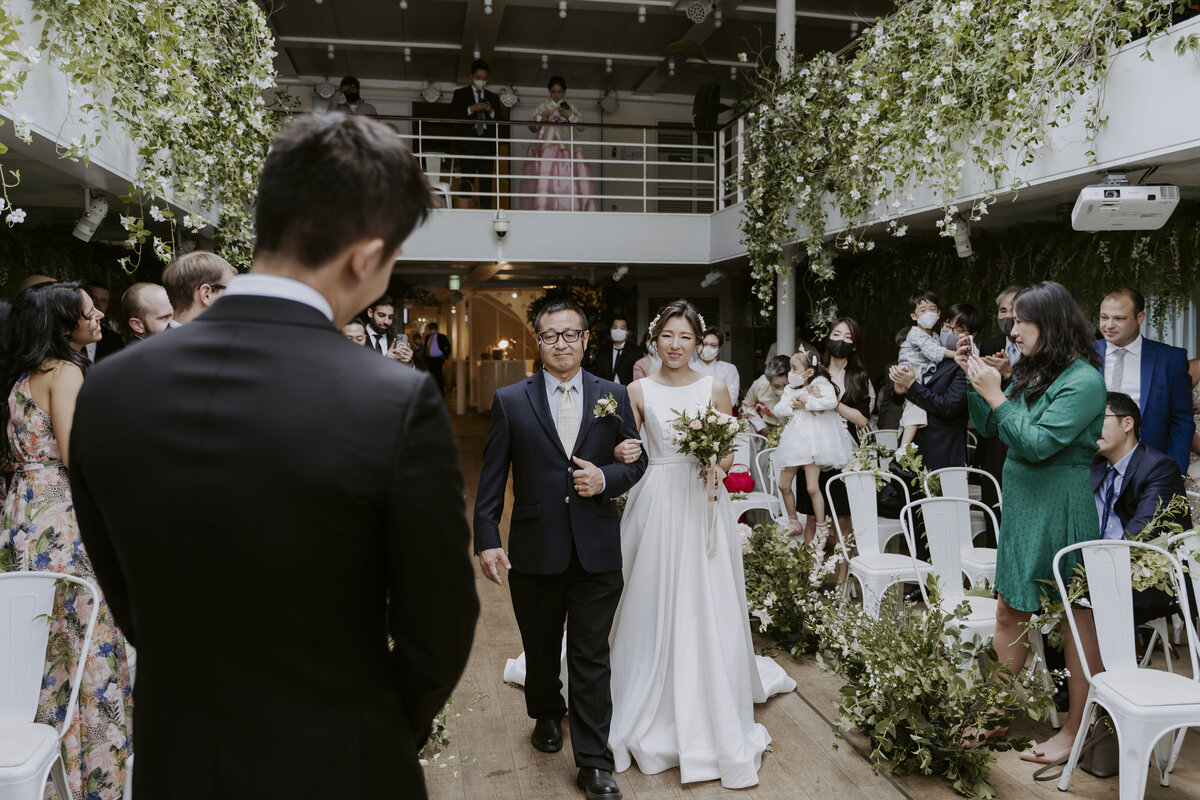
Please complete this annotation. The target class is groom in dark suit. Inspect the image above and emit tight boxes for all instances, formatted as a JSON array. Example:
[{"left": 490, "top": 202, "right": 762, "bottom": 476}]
[
  {"left": 69, "top": 114, "right": 479, "bottom": 800},
  {"left": 474, "top": 300, "right": 646, "bottom": 800}
]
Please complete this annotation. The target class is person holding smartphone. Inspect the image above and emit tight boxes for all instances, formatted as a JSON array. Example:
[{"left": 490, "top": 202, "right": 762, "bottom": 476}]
[
  {"left": 387, "top": 332, "right": 417, "bottom": 368},
  {"left": 520, "top": 75, "right": 597, "bottom": 211}
]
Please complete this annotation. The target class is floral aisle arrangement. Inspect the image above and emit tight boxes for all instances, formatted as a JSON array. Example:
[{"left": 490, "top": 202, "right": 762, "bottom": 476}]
[
  {"left": 739, "top": 0, "right": 1196, "bottom": 317},
  {"left": 742, "top": 521, "right": 842, "bottom": 655},
  {"left": 0, "top": 0, "right": 281, "bottom": 269},
  {"left": 815, "top": 592, "right": 1058, "bottom": 799}
]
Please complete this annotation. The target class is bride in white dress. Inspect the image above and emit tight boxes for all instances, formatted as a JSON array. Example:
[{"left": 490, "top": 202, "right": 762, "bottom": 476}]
[{"left": 610, "top": 300, "right": 794, "bottom": 788}]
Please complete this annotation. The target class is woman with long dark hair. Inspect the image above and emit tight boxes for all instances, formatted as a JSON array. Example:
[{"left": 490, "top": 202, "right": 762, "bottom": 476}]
[
  {"left": 0, "top": 281, "right": 133, "bottom": 800},
  {"left": 795, "top": 317, "right": 874, "bottom": 544},
  {"left": 961, "top": 281, "right": 1105, "bottom": 761}
]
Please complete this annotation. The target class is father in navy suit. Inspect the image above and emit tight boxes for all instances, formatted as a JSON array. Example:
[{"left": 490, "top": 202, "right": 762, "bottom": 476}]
[
  {"left": 1092, "top": 391, "right": 1191, "bottom": 624},
  {"left": 474, "top": 299, "right": 646, "bottom": 800},
  {"left": 1096, "top": 288, "right": 1195, "bottom": 474}
]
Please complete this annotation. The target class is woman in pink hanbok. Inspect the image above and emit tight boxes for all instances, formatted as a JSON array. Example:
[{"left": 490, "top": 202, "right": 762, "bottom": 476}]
[{"left": 521, "top": 76, "right": 598, "bottom": 211}]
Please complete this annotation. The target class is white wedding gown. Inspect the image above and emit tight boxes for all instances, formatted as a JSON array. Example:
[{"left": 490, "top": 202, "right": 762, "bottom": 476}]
[{"left": 504, "top": 375, "right": 795, "bottom": 788}]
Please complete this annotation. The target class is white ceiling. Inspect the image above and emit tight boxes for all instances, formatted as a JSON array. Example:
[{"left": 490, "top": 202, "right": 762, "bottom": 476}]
[{"left": 261, "top": 0, "right": 892, "bottom": 97}]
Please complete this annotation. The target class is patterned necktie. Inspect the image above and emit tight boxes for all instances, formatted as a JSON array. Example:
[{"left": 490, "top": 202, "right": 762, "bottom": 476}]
[
  {"left": 1100, "top": 465, "right": 1118, "bottom": 538},
  {"left": 557, "top": 382, "right": 579, "bottom": 454},
  {"left": 1108, "top": 347, "right": 1126, "bottom": 392}
]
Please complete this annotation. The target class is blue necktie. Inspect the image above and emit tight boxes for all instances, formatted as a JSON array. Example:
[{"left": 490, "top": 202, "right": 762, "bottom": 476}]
[{"left": 1100, "top": 465, "right": 1118, "bottom": 538}]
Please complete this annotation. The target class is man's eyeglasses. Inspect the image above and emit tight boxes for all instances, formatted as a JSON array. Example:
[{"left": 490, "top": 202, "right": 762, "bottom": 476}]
[
  {"left": 537, "top": 329, "right": 583, "bottom": 345},
  {"left": 207, "top": 282, "right": 228, "bottom": 291}
]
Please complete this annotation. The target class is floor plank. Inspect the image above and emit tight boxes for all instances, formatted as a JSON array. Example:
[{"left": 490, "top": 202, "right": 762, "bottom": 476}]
[{"left": 433, "top": 402, "right": 1200, "bottom": 799}]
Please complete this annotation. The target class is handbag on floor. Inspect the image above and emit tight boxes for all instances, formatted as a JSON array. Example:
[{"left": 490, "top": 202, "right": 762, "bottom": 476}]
[
  {"left": 1032, "top": 711, "right": 1119, "bottom": 782},
  {"left": 723, "top": 464, "right": 755, "bottom": 493}
]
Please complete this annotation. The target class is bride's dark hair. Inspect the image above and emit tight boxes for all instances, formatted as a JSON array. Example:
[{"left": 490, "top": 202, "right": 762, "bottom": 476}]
[{"left": 650, "top": 299, "right": 703, "bottom": 340}]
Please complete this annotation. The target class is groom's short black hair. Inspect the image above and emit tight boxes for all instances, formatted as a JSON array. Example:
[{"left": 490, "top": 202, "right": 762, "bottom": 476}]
[
  {"left": 535, "top": 300, "right": 587, "bottom": 333},
  {"left": 254, "top": 114, "right": 434, "bottom": 268}
]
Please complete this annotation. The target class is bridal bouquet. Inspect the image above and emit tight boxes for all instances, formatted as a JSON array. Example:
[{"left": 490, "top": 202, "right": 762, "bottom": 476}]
[{"left": 668, "top": 404, "right": 743, "bottom": 466}]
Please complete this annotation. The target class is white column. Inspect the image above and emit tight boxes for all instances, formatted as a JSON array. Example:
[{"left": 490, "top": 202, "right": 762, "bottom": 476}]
[
  {"left": 775, "top": 0, "right": 796, "bottom": 357},
  {"left": 455, "top": 292, "right": 467, "bottom": 416}
]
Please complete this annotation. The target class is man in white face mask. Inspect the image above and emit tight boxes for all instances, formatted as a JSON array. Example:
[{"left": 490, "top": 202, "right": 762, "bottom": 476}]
[
  {"left": 590, "top": 316, "right": 642, "bottom": 385},
  {"left": 450, "top": 58, "right": 505, "bottom": 209}
]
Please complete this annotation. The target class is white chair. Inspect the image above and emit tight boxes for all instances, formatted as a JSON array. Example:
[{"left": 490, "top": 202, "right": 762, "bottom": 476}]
[
  {"left": 862, "top": 428, "right": 899, "bottom": 469},
  {"left": 901, "top": 497, "right": 999, "bottom": 642},
  {"left": 924, "top": 467, "right": 1000, "bottom": 586},
  {"left": 1162, "top": 530, "right": 1200, "bottom": 772},
  {"left": 421, "top": 152, "right": 454, "bottom": 208},
  {"left": 758, "top": 447, "right": 793, "bottom": 527},
  {"left": 829, "top": 471, "right": 930, "bottom": 618},
  {"left": 1053, "top": 540, "right": 1200, "bottom": 800},
  {"left": 0, "top": 571, "right": 100, "bottom": 800}
]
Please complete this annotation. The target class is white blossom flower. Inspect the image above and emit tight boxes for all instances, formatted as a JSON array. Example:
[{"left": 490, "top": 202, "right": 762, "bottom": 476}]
[{"left": 5, "top": 208, "right": 26, "bottom": 224}]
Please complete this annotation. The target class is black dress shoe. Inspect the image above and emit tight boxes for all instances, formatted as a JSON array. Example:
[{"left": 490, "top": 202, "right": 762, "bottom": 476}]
[
  {"left": 530, "top": 718, "right": 563, "bottom": 753},
  {"left": 576, "top": 768, "right": 622, "bottom": 800}
]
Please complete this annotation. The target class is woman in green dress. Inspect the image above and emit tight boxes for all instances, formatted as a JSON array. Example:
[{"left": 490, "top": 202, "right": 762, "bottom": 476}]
[{"left": 962, "top": 281, "right": 1106, "bottom": 763}]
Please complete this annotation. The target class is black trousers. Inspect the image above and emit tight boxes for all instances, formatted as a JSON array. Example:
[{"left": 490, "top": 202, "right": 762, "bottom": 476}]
[
  {"left": 426, "top": 356, "right": 447, "bottom": 394},
  {"left": 509, "top": 546, "right": 623, "bottom": 771},
  {"left": 458, "top": 156, "right": 495, "bottom": 209}
]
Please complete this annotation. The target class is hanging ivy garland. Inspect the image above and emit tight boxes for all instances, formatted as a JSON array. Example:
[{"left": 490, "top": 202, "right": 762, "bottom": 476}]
[
  {"left": 0, "top": 0, "right": 281, "bottom": 270},
  {"left": 739, "top": 0, "right": 1196, "bottom": 319}
]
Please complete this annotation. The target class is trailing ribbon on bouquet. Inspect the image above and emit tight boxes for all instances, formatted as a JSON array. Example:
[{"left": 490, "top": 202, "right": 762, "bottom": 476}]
[{"left": 703, "top": 456, "right": 720, "bottom": 559}]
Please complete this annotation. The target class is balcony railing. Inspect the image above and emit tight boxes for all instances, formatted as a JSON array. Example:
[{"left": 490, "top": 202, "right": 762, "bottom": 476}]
[{"left": 351, "top": 114, "right": 748, "bottom": 213}]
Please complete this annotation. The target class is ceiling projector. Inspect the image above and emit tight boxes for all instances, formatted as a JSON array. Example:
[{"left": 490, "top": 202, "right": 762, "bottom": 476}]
[{"left": 1071, "top": 178, "right": 1179, "bottom": 232}]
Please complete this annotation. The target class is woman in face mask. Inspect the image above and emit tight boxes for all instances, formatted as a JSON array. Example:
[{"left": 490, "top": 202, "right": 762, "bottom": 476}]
[
  {"left": 792, "top": 317, "right": 875, "bottom": 549},
  {"left": 692, "top": 326, "right": 739, "bottom": 409},
  {"left": 633, "top": 330, "right": 660, "bottom": 381},
  {"left": 521, "top": 75, "right": 598, "bottom": 211}
]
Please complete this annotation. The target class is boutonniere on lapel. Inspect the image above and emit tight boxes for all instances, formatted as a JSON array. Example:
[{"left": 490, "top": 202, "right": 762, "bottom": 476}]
[{"left": 593, "top": 392, "right": 621, "bottom": 421}]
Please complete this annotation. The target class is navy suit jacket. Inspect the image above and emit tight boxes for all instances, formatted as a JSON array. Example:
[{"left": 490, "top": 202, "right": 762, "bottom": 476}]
[
  {"left": 1091, "top": 441, "right": 1189, "bottom": 539},
  {"left": 893, "top": 357, "right": 969, "bottom": 470},
  {"left": 473, "top": 370, "right": 647, "bottom": 575},
  {"left": 1095, "top": 338, "right": 1194, "bottom": 474}
]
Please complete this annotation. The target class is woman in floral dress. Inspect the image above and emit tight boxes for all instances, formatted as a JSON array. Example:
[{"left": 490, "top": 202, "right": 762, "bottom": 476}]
[{"left": 1, "top": 281, "right": 133, "bottom": 800}]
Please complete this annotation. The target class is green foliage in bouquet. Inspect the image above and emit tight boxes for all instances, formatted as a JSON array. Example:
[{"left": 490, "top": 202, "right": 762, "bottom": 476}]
[
  {"left": 421, "top": 693, "right": 487, "bottom": 771},
  {"left": 815, "top": 591, "right": 1057, "bottom": 799},
  {"left": 743, "top": 522, "right": 843, "bottom": 655},
  {"left": 669, "top": 403, "right": 743, "bottom": 465}
]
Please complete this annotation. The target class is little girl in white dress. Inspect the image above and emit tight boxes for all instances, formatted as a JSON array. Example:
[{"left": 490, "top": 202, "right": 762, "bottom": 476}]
[{"left": 773, "top": 350, "right": 854, "bottom": 537}]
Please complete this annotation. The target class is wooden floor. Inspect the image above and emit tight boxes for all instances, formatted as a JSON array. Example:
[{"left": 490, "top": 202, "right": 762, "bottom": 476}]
[{"left": 434, "top": 401, "right": 1200, "bottom": 800}]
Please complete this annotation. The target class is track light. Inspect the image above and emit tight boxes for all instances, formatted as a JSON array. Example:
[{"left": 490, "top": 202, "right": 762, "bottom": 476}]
[
  {"left": 73, "top": 191, "right": 109, "bottom": 242},
  {"left": 542, "top": 54, "right": 549, "bottom": 69},
  {"left": 484, "top": 0, "right": 493, "bottom": 12},
  {"left": 700, "top": 269, "right": 726, "bottom": 288},
  {"left": 473, "top": 47, "right": 481, "bottom": 59},
  {"left": 403, "top": 47, "right": 412, "bottom": 63},
  {"left": 638, "top": 5, "right": 646, "bottom": 22},
  {"left": 730, "top": 66, "right": 736, "bottom": 80},
  {"left": 399, "top": 0, "right": 408, "bottom": 8},
  {"left": 952, "top": 215, "right": 972, "bottom": 258},
  {"left": 605, "top": 58, "right": 613, "bottom": 74},
  {"left": 714, "top": 7, "right": 723, "bottom": 26},
  {"left": 668, "top": 57, "right": 675, "bottom": 76},
  {"left": 612, "top": 265, "right": 629, "bottom": 282},
  {"left": 850, "top": 21, "right": 860, "bottom": 36},
  {"left": 327, "top": 43, "right": 335, "bottom": 59},
  {"left": 559, "top": 0, "right": 567, "bottom": 17}
]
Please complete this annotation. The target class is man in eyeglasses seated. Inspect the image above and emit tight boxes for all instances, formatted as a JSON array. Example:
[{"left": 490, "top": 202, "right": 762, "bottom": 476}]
[
  {"left": 1093, "top": 391, "right": 1193, "bottom": 628},
  {"left": 162, "top": 251, "right": 239, "bottom": 326}
]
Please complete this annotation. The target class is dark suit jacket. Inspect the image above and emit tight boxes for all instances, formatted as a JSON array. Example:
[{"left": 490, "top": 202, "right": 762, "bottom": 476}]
[
  {"left": 364, "top": 328, "right": 394, "bottom": 355},
  {"left": 95, "top": 326, "right": 124, "bottom": 361},
  {"left": 1091, "top": 442, "right": 1189, "bottom": 540},
  {"left": 473, "top": 370, "right": 646, "bottom": 575},
  {"left": 69, "top": 295, "right": 479, "bottom": 800},
  {"left": 1091, "top": 441, "right": 1190, "bottom": 623},
  {"left": 449, "top": 86, "right": 503, "bottom": 156},
  {"left": 1095, "top": 337, "right": 1194, "bottom": 474},
  {"left": 893, "top": 357, "right": 969, "bottom": 470},
  {"left": 590, "top": 342, "right": 642, "bottom": 385}
]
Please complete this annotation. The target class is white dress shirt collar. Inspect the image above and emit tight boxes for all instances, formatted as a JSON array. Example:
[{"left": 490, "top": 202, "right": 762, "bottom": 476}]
[
  {"left": 1107, "top": 334, "right": 1142, "bottom": 357},
  {"left": 223, "top": 274, "right": 334, "bottom": 321}
]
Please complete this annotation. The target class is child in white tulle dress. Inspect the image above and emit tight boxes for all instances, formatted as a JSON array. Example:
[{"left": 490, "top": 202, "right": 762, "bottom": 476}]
[{"left": 773, "top": 350, "right": 854, "bottom": 538}]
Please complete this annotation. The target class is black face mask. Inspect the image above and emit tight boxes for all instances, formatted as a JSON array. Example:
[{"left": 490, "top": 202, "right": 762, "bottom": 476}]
[
  {"left": 343, "top": 91, "right": 360, "bottom": 104},
  {"left": 999, "top": 317, "right": 1015, "bottom": 337},
  {"left": 826, "top": 339, "right": 855, "bottom": 359}
]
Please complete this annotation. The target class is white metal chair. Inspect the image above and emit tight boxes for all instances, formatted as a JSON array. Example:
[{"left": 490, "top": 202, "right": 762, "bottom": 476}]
[
  {"left": 0, "top": 571, "right": 100, "bottom": 800},
  {"left": 1053, "top": 540, "right": 1200, "bottom": 799},
  {"left": 901, "top": 497, "right": 999, "bottom": 642},
  {"left": 1162, "top": 530, "right": 1200, "bottom": 772},
  {"left": 758, "top": 447, "right": 793, "bottom": 527},
  {"left": 830, "top": 471, "right": 930, "bottom": 618},
  {"left": 421, "top": 152, "right": 454, "bottom": 208},
  {"left": 924, "top": 467, "right": 1001, "bottom": 585}
]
